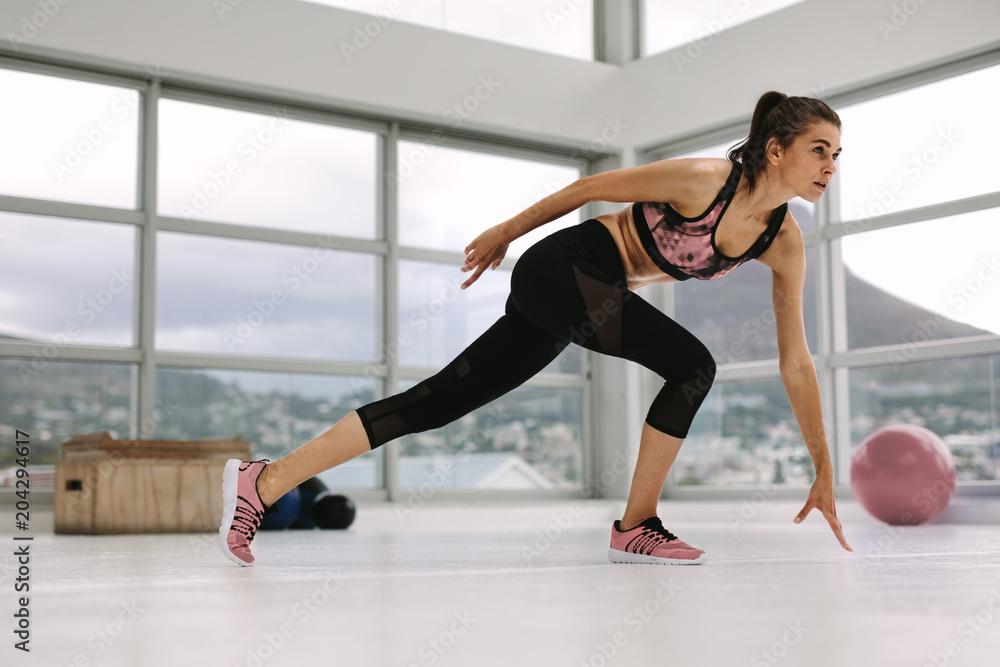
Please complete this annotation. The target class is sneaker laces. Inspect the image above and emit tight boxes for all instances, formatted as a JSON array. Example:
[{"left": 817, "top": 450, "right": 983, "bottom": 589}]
[{"left": 640, "top": 517, "right": 679, "bottom": 544}]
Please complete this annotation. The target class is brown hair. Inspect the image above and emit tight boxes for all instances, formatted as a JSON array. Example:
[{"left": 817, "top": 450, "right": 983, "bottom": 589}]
[{"left": 728, "top": 91, "right": 842, "bottom": 195}]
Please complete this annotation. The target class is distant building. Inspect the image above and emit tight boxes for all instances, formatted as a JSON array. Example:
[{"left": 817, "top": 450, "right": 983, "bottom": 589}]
[{"left": 318, "top": 452, "right": 554, "bottom": 490}]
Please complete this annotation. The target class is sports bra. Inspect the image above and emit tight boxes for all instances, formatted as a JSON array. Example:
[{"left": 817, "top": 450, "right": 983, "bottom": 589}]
[{"left": 630, "top": 160, "right": 786, "bottom": 281}]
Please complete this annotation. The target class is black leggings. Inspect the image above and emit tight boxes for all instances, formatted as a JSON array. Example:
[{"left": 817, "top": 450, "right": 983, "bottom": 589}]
[{"left": 356, "top": 218, "right": 716, "bottom": 449}]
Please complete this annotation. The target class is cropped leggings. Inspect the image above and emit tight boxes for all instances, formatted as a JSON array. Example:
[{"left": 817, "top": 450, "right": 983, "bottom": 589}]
[{"left": 356, "top": 218, "right": 717, "bottom": 450}]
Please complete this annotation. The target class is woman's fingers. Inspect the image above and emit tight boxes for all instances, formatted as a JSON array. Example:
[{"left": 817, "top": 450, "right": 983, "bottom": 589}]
[
  {"left": 461, "top": 264, "right": 487, "bottom": 290},
  {"left": 822, "top": 508, "right": 853, "bottom": 551}
]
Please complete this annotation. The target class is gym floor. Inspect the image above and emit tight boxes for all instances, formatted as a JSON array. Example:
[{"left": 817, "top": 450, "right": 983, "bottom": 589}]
[{"left": 6, "top": 499, "right": 1000, "bottom": 667}]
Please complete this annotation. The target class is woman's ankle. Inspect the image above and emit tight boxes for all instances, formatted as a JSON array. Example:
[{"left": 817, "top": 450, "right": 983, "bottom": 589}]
[
  {"left": 255, "top": 463, "right": 278, "bottom": 507},
  {"left": 619, "top": 513, "right": 657, "bottom": 531}
]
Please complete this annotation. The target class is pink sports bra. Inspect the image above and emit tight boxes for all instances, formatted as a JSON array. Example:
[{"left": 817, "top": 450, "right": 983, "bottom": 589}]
[{"left": 631, "top": 161, "right": 786, "bottom": 281}]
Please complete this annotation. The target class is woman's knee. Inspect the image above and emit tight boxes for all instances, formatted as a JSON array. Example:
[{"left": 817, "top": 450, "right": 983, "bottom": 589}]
[{"left": 689, "top": 340, "right": 717, "bottom": 392}]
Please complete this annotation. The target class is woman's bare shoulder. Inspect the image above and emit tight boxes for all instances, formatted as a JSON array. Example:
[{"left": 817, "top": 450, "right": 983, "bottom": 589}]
[{"left": 757, "top": 208, "right": 804, "bottom": 271}]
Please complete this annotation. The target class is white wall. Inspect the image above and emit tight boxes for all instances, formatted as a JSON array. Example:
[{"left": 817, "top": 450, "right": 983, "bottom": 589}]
[
  {"left": 0, "top": 0, "right": 621, "bottom": 151},
  {"left": 2, "top": 0, "right": 998, "bottom": 155},
  {"left": 622, "top": 0, "right": 1000, "bottom": 150}
]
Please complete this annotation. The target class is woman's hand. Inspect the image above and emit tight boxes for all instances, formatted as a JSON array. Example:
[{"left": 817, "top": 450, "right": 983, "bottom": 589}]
[
  {"left": 460, "top": 224, "right": 510, "bottom": 290},
  {"left": 794, "top": 474, "right": 853, "bottom": 552}
]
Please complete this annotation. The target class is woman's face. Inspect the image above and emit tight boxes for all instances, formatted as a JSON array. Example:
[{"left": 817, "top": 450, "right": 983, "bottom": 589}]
[{"left": 773, "top": 121, "right": 842, "bottom": 203}]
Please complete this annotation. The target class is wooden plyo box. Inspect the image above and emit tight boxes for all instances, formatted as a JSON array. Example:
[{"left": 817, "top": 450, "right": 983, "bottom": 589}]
[{"left": 54, "top": 432, "right": 251, "bottom": 535}]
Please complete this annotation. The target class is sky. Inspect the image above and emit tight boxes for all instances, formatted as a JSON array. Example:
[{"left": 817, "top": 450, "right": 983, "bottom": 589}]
[{"left": 1, "top": 6, "right": 998, "bottom": 370}]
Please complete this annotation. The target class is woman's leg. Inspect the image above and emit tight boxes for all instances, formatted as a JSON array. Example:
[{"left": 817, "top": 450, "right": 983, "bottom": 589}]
[
  {"left": 619, "top": 425, "right": 684, "bottom": 531},
  {"left": 256, "top": 410, "right": 369, "bottom": 507},
  {"left": 603, "top": 291, "right": 715, "bottom": 530},
  {"left": 507, "top": 221, "right": 716, "bottom": 529},
  {"left": 256, "top": 296, "right": 568, "bottom": 506}
]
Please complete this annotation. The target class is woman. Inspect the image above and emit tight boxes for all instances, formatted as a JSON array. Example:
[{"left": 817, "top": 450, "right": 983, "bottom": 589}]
[{"left": 220, "top": 90, "right": 853, "bottom": 567}]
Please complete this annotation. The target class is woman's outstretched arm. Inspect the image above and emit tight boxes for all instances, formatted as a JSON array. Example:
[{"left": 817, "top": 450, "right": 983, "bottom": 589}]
[
  {"left": 461, "top": 158, "right": 710, "bottom": 289},
  {"left": 762, "top": 213, "right": 852, "bottom": 552}
]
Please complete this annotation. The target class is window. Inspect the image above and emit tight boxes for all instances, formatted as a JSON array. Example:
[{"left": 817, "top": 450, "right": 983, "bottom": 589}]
[
  {"left": 157, "top": 98, "right": 378, "bottom": 237},
  {"left": 301, "top": 0, "right": 594, "bottom": 60},
  {"left": 0, "top": 360, "right": 135, "bottom": 466},
  {"left": 156, "top": 368, "right": 378, "bottom": 488},
  {"left": 397, "top": 259, "right": 582, "bottom": 374},
  {"left": 155, "top": 232, "right": 377, "bottom": 361},
  {"left": 394, "top": 379, "right": 584, "bottom": 491},
  {"left": 0, "top": 212, "right": 136, "bottom": 347},
  {"left": 680, "top": 377, "right": 811, "bottom": 486},
  {"left": 675, "top": 249, "right": 818, "bottom": 364},
  {"left": 397, "top": 140, "right": 582, "bottom": 258},
  {"left": 0, "top": 68, "right": 139, "bottom": 209},
  {"left": 841, "top": 208, "right": 1000, "bottom": 350},
  {"left": 848, "top": 356, "right": 998, "bottom": 481},
  {"left": 835, "top": 63, "right": 1000, "bottom": 223}
]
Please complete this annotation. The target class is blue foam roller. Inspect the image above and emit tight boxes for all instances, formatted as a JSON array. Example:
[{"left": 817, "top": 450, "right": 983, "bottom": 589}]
[
  {"left": 259, "top": 486, "right": 301, "bottom": 530},
  {"left": 291, "top": 476, "right": 328, "bottom": 529}
]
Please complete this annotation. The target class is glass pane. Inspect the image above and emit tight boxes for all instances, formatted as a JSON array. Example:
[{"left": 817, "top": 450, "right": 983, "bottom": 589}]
[
  {"left": 156, "top": 232, "right": 376, "bottom": 361},
  {"left": 671, "top": 139, "right": 815, "bottom": 230},
  {"left": 394, "top": 380, "right": 583, "bottom": 490},
  {"left": 300, "top": 0, "right": 593, "bottom": 60},
  {"left": 0, "top": 212, "right": 136, "bottom": 347},
  {"left": 848, "top": 356, "right": 998, "bottom": 481},
  {"left": 397, "top": 141, "right": 581, "bottom": 258},
  {"left": 156, "top": 368, "right": 378, "bottom": 488},
  {"left": 842, "top": 208, "right": 1000, "bottom": 349},
  {"left": 674, "top": 247, "right": 817, "bottom": 364},
  {"left": 674, "top": 379, "right": 815, "bottom": 486},
  {"left": 680, "top": 377, "right": 813, "bottom": 486},
  {"left": 0, "top": 360, "right": 135, "bottom": 486},
  {"left": 397, "top": 259, "right": 580, "bottom": 373},
  {"left": 157, "top": 98, "right": 377, "bottom": 237},
  {"left": 642, "top": 0, "right": 807, "bottom": 58},
  {"left": 0, "top": 68, "right": 139, "bottom": 208},
  {"left": 836, "top": 64, "right": 1000, "bottom": 222}
]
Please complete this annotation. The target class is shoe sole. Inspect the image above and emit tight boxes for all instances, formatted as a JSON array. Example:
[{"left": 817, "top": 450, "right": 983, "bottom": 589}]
[
  {"left": 219, "top": 459, "right": 253, "bottom": 567},
  {"left": 607, "top": 548, "right": 707, "bottom": 565}
]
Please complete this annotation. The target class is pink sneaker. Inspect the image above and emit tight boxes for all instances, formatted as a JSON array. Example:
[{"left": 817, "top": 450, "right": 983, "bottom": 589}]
[
  {"left": 219, "top": 459, "right": 274, "bottom": 567},
  {"left": 608, "top": 517, "right": 707, "bottom": 565}
]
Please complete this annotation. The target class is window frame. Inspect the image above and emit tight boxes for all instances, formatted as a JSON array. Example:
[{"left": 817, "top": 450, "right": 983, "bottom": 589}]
[{"left": 0, "top": 54, "right": 601, "bottom": 505}]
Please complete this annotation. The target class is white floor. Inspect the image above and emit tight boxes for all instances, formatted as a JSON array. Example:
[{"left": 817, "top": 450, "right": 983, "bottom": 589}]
[{"left": 5, "top": 500, "right": 1000, "bottom": 667}]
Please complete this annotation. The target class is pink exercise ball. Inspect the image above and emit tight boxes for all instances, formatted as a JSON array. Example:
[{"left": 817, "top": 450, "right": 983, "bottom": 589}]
[{"left": 850, "top": 423, "right": 956, "bottom": 525}]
